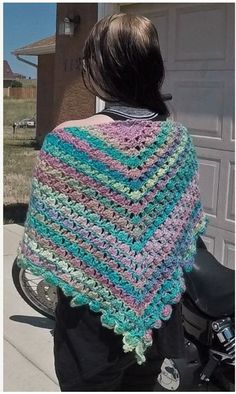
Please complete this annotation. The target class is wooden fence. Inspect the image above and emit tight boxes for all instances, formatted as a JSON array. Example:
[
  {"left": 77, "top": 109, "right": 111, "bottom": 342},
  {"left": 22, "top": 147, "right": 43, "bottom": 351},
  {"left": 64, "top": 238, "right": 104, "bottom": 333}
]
[{"left": 4, "top": 87, "right": 37, "bottom": 99}]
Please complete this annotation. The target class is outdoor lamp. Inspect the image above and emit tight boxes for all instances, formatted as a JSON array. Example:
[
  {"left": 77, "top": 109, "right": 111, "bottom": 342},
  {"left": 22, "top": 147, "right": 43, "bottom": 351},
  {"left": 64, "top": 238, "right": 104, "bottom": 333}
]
[{"left": 59, "top": 15, "right": 80, "bottom": 36}]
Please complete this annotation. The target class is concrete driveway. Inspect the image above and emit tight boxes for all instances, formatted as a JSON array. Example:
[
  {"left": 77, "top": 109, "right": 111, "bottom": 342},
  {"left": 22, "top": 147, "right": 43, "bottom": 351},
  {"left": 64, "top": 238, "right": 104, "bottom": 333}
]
[{"left": 4, "top": 224, "right": 59, "bottom": 392}]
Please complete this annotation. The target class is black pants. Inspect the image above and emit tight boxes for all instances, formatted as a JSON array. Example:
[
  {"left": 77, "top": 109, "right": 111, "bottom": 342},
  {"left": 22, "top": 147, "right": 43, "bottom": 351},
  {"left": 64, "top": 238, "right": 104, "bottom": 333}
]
[
  {"left": 53, "top": 288, "right": 165, "bottom": 391},
  {"left": 54, "top": 330, "right": 164, "bottom": 391}
]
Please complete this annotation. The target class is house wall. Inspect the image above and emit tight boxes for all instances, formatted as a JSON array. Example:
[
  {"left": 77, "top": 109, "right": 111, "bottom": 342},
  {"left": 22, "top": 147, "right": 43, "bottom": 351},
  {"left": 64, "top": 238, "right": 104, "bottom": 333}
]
[
  {"left": 4, "top": 80, "right": 13, "bottom": 89},
  {"left": 36, "top": 53, "right": 55, "bottom": 143},
  {"left": 51, "top": 3, "right": 97, "bottom": 130}
]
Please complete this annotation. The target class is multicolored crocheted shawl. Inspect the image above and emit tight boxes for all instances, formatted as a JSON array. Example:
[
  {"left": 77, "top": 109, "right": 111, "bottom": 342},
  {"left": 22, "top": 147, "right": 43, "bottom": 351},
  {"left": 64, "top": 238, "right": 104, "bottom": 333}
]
[{"left": 17, "top": 119, "right": 208, "bottom": 364}]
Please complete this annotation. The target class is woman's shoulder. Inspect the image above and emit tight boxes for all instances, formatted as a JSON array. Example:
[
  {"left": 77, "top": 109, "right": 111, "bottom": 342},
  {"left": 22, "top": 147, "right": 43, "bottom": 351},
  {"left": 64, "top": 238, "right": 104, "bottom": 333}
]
[{"left": 54, "top": 114, "right": 114, "bottom": 130}]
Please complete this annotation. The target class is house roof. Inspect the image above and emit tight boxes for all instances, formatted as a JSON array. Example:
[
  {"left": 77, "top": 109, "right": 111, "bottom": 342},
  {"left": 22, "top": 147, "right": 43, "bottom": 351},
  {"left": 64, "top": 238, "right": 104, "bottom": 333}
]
[
  {"left": 4, "top": 60, "right": 26, "bottom": 80},
  {"left": 4, "top": 60, "right": 15, "bottom": 80},
  {"left": 12, "top": 35, "right": 55, "bottom": 56}
]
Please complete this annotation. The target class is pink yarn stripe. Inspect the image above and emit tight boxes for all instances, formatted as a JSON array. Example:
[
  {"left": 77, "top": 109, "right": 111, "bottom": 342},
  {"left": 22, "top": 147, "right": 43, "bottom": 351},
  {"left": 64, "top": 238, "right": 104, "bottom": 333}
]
[
  {"left": 22, "top": 234, "right": 179, "bottom": 315},
  {"left": 35, "top": 169, "right": 139, "bottom": 237},
  {"left": 21, "top": 240, "right": 143, "bottom": 314},
  {"left": 34, "top": 158, "right": 198, "bottom": 247},
  {"left": 53, "top": 127, "right": 180, "bottom": 179},
  {"left": 32, "top": 170, "right": 199, "bottom": 274},
  {"left": 68, "top": 120, "right": 164, "bottom": 151},
  {"left": 29, "top": 198, "right": 201, "bottom": 294},
  {"left": 38, "top": 150, "right": 184, "bottom": 215}
]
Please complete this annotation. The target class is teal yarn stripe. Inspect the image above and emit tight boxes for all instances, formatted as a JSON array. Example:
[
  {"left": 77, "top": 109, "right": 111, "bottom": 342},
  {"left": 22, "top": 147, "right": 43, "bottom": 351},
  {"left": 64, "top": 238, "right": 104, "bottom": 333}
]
[
  {"left": 26, "top": 213, "right": 144, "bottom": 300},
  {"left": 18, "top": 243, "right": 183, "bottom": 329},
  {"left": 27, "top": 196, "right": 202, "bottom": 292},
  {"left": 16, "top": 255, "right": 135, "bottom": 325},
  {"left": 30, "top": 186, "right": 202, "bottom": 279},
  {"left": 42, "top": 130, "right": 190, "bottom": 191},
  {"left": 41, "top": 136, "right": 196, "bottom": 205},
  {"left": 29, "top": 194, "right": 140, "bottom": 279},
  {"left": 16, "top": 253, "right": 187, "bottom": 363},
  {"left": 17, "top": 253, "right": 181, "bottom": 341},
  {"left": 32, "top": 145, "right": 197, "bottom": 234},
  {"left": 31, "top": 165, "right": 198, "bottom": 253},
  {"left": 63, "top": 121, "right": 172, "bottom": 167}
]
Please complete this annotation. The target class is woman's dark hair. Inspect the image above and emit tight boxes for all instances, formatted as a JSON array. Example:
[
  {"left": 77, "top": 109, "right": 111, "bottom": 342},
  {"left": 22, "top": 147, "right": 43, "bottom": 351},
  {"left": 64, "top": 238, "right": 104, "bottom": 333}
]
[{"left": 82, "top": 13, "right": 169, "bottom": 116}]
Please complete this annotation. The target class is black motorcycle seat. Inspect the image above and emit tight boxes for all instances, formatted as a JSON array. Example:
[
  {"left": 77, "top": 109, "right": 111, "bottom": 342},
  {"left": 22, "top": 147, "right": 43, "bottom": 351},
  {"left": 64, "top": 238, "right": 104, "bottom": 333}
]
[{"left": 184, "top": 247, "right": 235, "bottom": 318}]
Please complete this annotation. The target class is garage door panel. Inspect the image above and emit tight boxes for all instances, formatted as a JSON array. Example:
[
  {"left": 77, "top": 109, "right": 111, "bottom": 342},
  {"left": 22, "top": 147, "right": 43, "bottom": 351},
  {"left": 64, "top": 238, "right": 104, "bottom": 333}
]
[
  {"left": 222, "top": 77, "right": 235, "bottom": 150},
  {"left": 168, "top": 70, "right": 234, "bottom": 151},
  {"left": 169, "top": 4, "right": 233, "bottom": 71},
  {"left": 231, "top": 113, "right": 235, "bottom": 141},
  {"left": 173, "top": 80, "right": 224, "bottom": 140},
  {"left": 226, "top": 161, "right": 235, "bottom": 222},
  {"left": 174, "top": 5, "right": 227, "bottom": 62},
  {"left": 201, "top": 234, "right": 215, "bottom": 255},
  {"left": 217, "top": 156, "right": 235, "bottom": 233},
  {"left": 223, "top": 241, "right": 235, "bottom": 269},
  {"left": 170, "top": 4, "right": 232, "bottom": 71},
  {"left": 203, "top": 226, "right": 235, "bottom": 268},
  {"left": 197, "top": 148, "right": 235, "bottom": 233},
  {"left": 198, "top": 158, "right": 220, "bottom": 218}
]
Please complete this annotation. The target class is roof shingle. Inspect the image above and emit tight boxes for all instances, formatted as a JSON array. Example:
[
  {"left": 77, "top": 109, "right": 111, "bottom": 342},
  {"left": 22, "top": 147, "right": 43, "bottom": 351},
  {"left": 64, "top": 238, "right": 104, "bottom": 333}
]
[{"left": 12, "top": 35, "right": 55, "bottom": 56}]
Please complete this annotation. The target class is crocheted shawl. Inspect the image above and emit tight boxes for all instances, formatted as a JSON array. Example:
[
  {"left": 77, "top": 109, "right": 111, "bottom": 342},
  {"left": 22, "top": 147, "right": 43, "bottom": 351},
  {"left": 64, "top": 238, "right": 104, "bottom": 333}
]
[{"left": 17, "top": 119, "right": 208, "bottom": 364}]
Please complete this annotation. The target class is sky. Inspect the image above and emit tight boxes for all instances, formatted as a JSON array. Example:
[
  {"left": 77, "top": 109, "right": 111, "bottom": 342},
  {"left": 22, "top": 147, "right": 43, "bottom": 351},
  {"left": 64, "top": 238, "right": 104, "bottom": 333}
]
[{"left": 4, "top": 3, "right": 57, "bottom": 79}]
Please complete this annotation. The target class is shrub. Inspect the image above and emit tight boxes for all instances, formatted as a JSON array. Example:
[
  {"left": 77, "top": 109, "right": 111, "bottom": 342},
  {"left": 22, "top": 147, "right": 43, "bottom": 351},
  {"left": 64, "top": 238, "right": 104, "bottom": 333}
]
[{"left": 11, "top": 80, "right": 23, "bottom": 88}]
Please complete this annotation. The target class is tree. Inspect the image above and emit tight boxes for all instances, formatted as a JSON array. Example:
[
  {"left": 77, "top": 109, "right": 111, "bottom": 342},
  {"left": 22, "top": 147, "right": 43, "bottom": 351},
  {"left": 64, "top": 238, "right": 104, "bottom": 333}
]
[{"left": 11, "top": 80, "right": 23, "bottom": 88}]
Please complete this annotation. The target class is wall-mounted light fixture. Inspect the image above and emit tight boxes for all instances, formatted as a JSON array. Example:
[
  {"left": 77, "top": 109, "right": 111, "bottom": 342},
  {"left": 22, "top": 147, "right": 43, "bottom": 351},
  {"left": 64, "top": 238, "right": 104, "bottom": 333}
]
[{"left": 59, "top": 15, "right": 80, "bottom": 36}]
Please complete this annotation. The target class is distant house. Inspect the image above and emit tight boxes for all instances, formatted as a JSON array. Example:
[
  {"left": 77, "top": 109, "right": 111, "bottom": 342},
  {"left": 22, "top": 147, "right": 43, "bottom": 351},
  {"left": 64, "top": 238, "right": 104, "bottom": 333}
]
[
  {"left": 13, "top": 72, "right": 27, "bottom": 80},
  {"left": 4, "top": 61, "right": 15, "bottom": 88},
  {"left": 3, "top": 60, "right": 26, "bottom": 88},
  {"left": 12, "top": 35, "right": 56, "bottom": 142}
]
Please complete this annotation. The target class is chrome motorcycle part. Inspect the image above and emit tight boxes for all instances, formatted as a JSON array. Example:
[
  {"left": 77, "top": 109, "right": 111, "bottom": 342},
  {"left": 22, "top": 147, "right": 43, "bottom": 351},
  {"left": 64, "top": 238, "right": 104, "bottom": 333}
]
[
  {"left": 12, "top": 258, "right": 56, "bottom": 319},
  {"left": 156, "top": 338, "right": 202, "bottom": 391},
  {"left": 157, "top": 359, "right": 180, "bottom": 391},
  {"left": 212, "top": 318, "right": 235, "bottom": 363}
]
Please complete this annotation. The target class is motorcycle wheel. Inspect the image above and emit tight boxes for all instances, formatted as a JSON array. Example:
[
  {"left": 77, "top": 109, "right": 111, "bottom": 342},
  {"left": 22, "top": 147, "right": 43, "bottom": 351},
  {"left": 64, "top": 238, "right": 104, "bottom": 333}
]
[
  {"left": 155, "top": 358, "right": 197, "bottom": 391},
  {"left": 12, "top": 258, "right": 57, "bottom": 320}
]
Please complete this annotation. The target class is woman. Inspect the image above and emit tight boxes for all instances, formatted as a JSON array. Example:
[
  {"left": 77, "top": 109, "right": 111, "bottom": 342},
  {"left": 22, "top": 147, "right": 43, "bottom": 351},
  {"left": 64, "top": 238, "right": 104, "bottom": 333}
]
[{"left": 17, "top": 13, "right": 208, "bottom": 391}]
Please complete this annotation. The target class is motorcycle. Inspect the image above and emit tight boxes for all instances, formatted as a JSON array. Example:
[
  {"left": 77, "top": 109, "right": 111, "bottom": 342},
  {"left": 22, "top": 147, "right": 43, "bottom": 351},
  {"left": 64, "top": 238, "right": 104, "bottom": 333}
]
[
  {"left": 156, "top": 237, "right": 235, "bottom": 391},
  {"left": 12, "top": 259, "right": 57, "bottom": 320},
  {"left": 12, "top": 236, "right": 235, "bottom": 391}
]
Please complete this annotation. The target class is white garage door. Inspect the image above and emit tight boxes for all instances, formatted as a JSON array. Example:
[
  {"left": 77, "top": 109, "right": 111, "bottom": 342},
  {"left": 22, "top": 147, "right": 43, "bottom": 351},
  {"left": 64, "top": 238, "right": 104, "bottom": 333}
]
[{"left": 121, "top": 3, "right": 235, "bottom": 268}]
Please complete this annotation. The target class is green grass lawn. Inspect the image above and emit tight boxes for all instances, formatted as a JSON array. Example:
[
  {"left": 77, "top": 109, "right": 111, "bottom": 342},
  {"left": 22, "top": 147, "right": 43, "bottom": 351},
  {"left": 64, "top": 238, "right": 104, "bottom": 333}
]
[
  {"left": 4, "top": 98, "right": 36, "bottom": 126},
  {"left": 4, "top": 98, "right": 38, "bottom": 223},
  {"left": 4, "top": 127, "right": 39, "bottom": 224}
]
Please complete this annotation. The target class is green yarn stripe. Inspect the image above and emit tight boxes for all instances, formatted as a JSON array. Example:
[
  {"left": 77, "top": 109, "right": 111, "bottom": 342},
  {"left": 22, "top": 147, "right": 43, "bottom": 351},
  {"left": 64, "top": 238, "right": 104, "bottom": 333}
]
[{"left": 63, "top": 121, "right": 172, "bottom": 167}]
